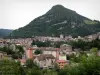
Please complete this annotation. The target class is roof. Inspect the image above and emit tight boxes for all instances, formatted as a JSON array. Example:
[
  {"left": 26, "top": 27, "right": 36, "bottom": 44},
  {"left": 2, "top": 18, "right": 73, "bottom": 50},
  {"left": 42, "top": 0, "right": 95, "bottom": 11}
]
[
  {"left": 27, "top": 48, "right": 34, "bottom": 50},
  {"left": 61, "top": 44, "right": 71, "bottom": 47},
  {"left": 57, "top": 60, "right": 67, "bottom": 63},
  {"left": 4, "top": 55, "right": 12, "bottom": 57},
  {"left": 0, "top": 51, "right": 7, "bottom": 54},
  {"left": 37, "top": 54, "right": 55, "bottom": 61},
  {"left": 37, "top": 47, "right": 60, "bottom": 51},
  {"left": 19, "top": 59, "right": 26, "bottom": 63}
]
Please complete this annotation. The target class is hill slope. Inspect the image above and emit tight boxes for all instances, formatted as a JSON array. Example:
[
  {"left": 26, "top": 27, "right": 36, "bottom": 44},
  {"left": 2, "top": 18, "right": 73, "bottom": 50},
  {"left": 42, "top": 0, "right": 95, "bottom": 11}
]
[
  {"left": 0, "top": 29, "right": 13, "bottom": 37},
  {"left": 11, "top": 5, "right": 100, "bottom": 38}
]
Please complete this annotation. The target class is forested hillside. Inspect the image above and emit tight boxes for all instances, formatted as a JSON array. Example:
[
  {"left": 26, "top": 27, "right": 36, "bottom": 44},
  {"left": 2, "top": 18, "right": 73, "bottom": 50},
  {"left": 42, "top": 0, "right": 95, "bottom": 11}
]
[
  {"left": 10, "top": 5, "right": 100, "bottom": 38},
  {"left": 0, "top": 29, "right": 13, "bottom": 37}
]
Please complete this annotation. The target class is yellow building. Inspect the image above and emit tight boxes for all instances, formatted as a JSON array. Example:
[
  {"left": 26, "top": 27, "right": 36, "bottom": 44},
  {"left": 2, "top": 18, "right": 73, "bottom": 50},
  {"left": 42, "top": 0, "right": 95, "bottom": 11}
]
[
  {"left": 57, "top": 60, "right": 68, "bottom": 69},
  {"left": 56, "top": 54, "right": 69, "bottom": 69}
]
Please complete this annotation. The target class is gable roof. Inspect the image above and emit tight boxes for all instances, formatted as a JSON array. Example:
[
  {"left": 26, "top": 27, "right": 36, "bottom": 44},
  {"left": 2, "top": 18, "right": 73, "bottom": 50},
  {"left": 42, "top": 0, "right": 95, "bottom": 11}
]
[{"left": 37, "top": 54, "right": 55, "bottom": 61}]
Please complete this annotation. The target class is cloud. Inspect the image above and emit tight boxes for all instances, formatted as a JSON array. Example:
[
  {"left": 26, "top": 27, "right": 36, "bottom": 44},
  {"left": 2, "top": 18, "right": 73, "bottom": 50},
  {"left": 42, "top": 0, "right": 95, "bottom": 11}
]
[{"left": 0, "top": 0, "right": 100, "bottom": 29}]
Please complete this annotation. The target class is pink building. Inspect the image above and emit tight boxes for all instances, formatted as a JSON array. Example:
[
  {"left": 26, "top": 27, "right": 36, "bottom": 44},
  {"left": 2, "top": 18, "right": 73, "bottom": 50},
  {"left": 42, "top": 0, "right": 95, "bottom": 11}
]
[{"left": 25, "top": 48, "right": 34, "bottom": 59}]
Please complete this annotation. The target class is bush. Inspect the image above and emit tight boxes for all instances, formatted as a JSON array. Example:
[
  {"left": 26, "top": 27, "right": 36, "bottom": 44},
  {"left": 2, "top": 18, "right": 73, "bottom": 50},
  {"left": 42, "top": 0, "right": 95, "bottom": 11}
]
[{"left": 58, "top": 55, "right": 100, "bottom": 75}]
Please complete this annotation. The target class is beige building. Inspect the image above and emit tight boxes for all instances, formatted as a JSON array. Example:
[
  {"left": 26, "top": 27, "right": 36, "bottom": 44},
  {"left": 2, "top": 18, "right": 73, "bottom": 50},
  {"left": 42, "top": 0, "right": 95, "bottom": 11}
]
[
  {"left": 0, "top": 51, "right": 12, "bottom": 60},
  {"left": 36, "top": 47, "right": 60, "bottom": 58},
  {"left": 60, "top": 44, "right": 72, "bottom": 55},
  {"left": 34, "top": 54, "right": 55, "bottom": 69}
]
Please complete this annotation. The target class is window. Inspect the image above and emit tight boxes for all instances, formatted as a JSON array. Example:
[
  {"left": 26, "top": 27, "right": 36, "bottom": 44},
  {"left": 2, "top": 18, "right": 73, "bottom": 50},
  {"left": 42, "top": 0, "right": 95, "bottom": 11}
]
[{"left": 0, "top": 55, "right": 2, "bottom": 58}]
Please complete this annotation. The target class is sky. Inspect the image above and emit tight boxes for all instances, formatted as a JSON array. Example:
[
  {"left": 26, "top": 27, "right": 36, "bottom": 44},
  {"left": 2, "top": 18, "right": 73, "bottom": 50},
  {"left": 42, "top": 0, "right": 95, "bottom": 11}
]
[{"left": 0, "top": 0, "right": 100, "bottom": 29}]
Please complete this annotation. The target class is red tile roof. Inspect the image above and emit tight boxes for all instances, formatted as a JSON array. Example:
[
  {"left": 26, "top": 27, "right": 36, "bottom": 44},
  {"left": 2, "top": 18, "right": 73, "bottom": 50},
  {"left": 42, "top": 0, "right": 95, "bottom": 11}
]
[
  {"left": 57, "top": 60, "right": 67, "bottom": 63},
  {"left": 20, "top": 59, "right": 26, "bottom": 63}
]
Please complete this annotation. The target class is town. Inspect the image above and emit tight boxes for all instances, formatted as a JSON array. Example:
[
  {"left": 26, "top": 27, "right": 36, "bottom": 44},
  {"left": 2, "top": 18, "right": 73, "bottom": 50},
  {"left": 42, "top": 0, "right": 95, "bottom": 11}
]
[
  {"left": 1, "top": 0, "right": 100, "bottom": 74},
  {"left": 0, "top": 33, "right": 100, "bottom": 69}
]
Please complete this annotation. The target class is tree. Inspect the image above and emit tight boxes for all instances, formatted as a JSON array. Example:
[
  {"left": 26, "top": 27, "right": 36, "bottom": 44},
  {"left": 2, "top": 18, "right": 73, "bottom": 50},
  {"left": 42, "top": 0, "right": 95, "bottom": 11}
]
[
  {"left": 16, "top": 45, "right": 24, "bottom": 54},
  {"left": 58, "top": 55, "right": 100, "bottom": 75},
  {"left": 13, "top": 45, "right": 24, "bottom": 59},
  {"left": 34, "top": 49, "right": 42, "bottom": 55},
  {"left": 90, "top": 47, "right": 98, "bottom": 56},
  {"left": 0, "top": 59, "right": 23, "bottom": 75},
  {"left": 32, "top": 40, "right": 52, "bottom": 47},
  {"left": 90, "top": 47, "right": 98, "bottom": 53},
  {"left": 68, "top": 39, "right": 88, "bottom": 50},
  {"left": 42, "top": 69, "right": 57, "bottom": 75},
  {"left": 26, "top": 68, "right": 42, "bottom": 75},
  {"left": 25, "top": 59, "right": 38, "bottom": 69}
]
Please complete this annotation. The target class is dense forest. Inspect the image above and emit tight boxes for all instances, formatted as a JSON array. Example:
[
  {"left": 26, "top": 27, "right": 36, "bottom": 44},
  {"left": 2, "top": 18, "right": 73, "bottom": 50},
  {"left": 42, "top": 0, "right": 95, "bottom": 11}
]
[{"left": 0, "top": 29, "right": 13, "bottom": 37}]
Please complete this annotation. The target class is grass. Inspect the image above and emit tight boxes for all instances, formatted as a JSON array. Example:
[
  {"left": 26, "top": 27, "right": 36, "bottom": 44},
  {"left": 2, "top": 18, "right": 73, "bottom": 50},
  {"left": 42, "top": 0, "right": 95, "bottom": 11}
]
[{"left": 84, "top": 20, "right": 98, "bottom": 25}]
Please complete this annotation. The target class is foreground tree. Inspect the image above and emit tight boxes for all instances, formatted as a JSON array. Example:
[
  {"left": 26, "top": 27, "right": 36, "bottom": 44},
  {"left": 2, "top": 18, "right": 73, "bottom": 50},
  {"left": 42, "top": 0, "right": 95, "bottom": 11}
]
[
  {"left": 25, "top": 59, "right": 39, "bottom": 69},
  {"left": 58, "top": 55, "right": 100, "bottom": 75},
  {"left": 34, "top": 49, "right": 43, "bottom": 55},
  {"left": 0, "top": 59, "right": 25, "bottom": 75}
]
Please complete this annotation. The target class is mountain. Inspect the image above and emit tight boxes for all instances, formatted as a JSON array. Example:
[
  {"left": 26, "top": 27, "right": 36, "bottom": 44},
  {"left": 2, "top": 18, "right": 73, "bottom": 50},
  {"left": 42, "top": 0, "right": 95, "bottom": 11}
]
[
  {"left": 10, "top": 5, "right": 100, "bottom": 38},
  {"left": 0, "top": 29, "right": 13, "bottom": 37}
]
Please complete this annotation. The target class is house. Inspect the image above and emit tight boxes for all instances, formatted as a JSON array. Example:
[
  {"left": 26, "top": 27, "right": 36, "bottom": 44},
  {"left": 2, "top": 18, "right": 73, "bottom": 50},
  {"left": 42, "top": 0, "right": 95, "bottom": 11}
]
[
  {"left": 0, "top": 51, "right": 12, "bottom": 60},
  {"left": 56, "top": 54, "right": 69, "bottom": 69},
  {"left": 56, "top": 60, "right": 69, "bottom": 69},
  {"left": 34, "top": 54, "right": 55, "bottom": 69},
  {"left": 36, "top": 47, "right": 60, "bottom": 59},
  {"left": 0, "top": 40, "right": 9, "bottom": 48},
  {"left": 0, "top": 51, "right": 7, "bottom": 60},
  {"left": 97, "top": 51, "right": 100, "bottom": 56},
  {"left": 60, "top": 34, "right": 64, "bottom": 39},
  {"left": 60, "top": 44, "right": 72, "bottom": 55},
  {"left": 4, "top": 55, "right": 12, "bottom": 60},
  {"left": 19, "top": 59, "right": 26, "bottom": 66}
]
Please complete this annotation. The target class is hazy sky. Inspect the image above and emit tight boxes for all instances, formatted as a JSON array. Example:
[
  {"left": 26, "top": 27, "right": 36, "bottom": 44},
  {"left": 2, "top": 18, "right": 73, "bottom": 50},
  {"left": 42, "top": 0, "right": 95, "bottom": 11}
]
[{"left": 0, "top": 0, "right": 100, "bottom": 29}]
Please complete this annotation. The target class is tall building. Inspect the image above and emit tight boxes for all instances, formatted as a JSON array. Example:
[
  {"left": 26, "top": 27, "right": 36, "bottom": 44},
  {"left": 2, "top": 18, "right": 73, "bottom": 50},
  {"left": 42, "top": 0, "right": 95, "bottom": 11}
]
[{"left": 25, "top": 48, "right": 34, "bottom": 59}]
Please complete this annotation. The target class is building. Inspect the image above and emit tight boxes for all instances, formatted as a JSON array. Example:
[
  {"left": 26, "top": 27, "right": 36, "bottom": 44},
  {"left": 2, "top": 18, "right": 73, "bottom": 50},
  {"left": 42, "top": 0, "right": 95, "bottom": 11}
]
[
  {"left": 0, "top": 51, "right": 12, "bottom": 60},
  {"left": 36, "top": 47, "right": 60, "bottom": 59},
  {"left": 25, "top": 48, "right": 34, "bottom": 59},
  {"left": 60, "top": 34, "right": 64, "bottom": 39},
  {"left": 0, "top": 40, "right": 9, "bottom": 48},
  {"left": 56, "top": 54, "right": 69, "bottom": 69},
  {"left": 19, "top": 59, "right": 26, "bottom": 66},
  {"left": 56, "top": 60, "right": 68, "bottom": 69},
  {"left": 34, "top": 54, "right": 55, "bottom": 69},
  {"left": 60, "top": 44, "right": 72, "bottom": 55}
]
